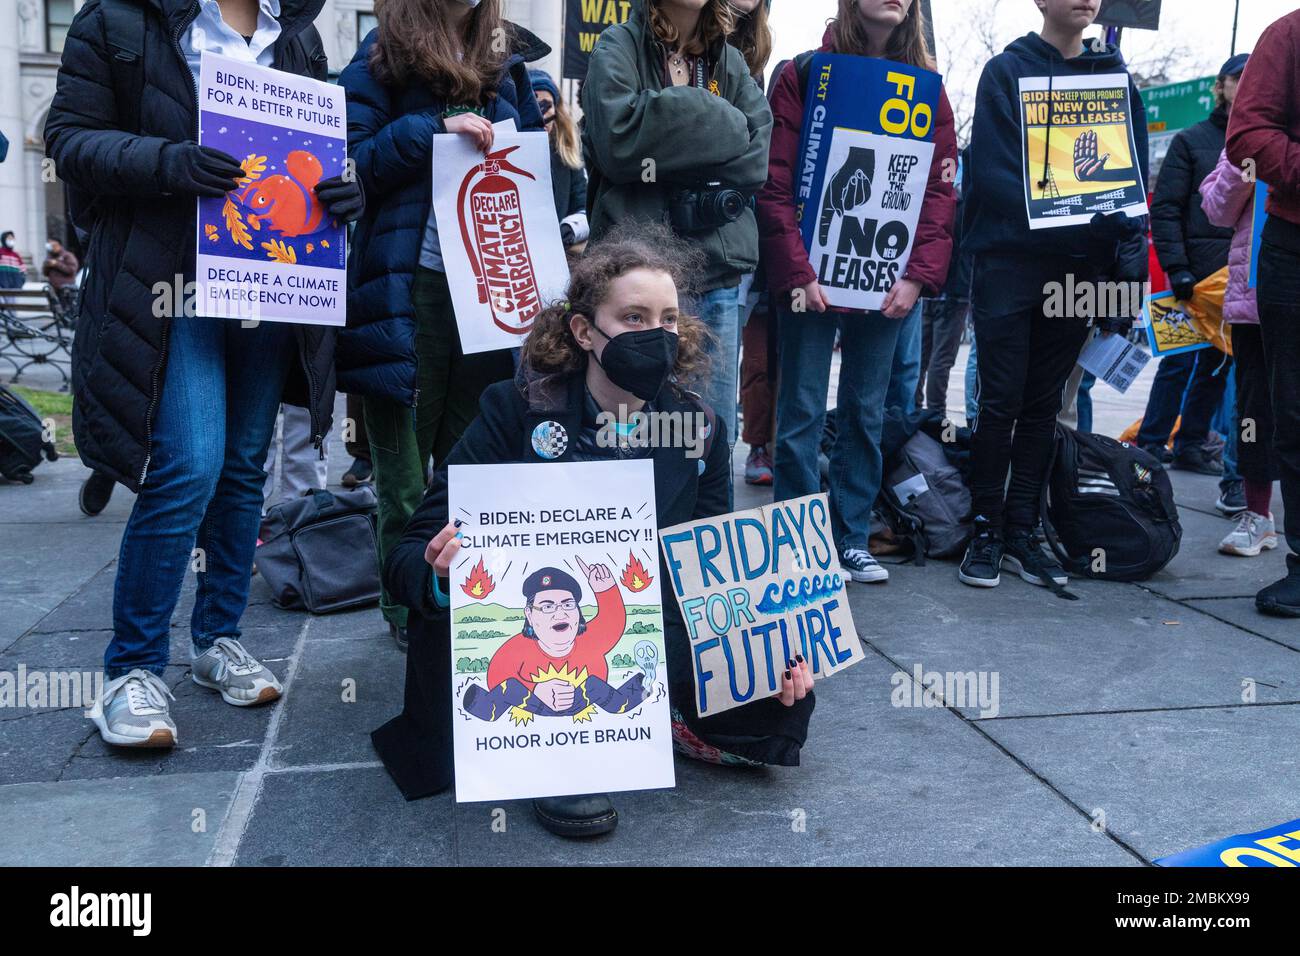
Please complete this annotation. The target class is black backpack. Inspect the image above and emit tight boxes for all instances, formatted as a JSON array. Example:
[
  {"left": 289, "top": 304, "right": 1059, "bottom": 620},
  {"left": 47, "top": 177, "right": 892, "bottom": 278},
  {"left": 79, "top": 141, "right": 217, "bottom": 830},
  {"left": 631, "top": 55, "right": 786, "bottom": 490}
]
[
  {"left": 0, "top": 385, "right": 58, "bottom": 483},
  {"left": 1041, "top": 427, "right": 1181, "bottom": 582}
]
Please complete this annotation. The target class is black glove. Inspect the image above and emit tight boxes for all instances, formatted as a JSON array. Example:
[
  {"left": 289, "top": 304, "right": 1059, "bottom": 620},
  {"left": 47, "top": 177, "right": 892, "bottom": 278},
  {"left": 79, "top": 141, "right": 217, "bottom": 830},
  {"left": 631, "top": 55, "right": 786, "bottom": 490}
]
[
  {"left": 314, "top": 174, "right": 365, "bottom": 223},
  {"left": 1088, "top": 211, "right": 1142, "bottom": 243},
  {"left": 1169, "top": 270, "right": 1196, "bottom": 302},
  {"left": 1097, "top": 316, "right": 1134, "bottom": 337},
  {"left": 159, "top": 143, "right": 244, "bottom": 197}
]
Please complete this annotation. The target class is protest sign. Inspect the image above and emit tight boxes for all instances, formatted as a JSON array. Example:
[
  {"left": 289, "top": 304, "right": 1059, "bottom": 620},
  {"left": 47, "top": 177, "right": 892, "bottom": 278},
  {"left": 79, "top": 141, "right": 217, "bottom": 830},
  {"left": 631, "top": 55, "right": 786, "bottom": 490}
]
[
  {"left": 796, "top": 54, "right": 940, "bottom": 312},
  {"left": 563, "top": 0, "right": 631, "bottom": 81},
  {"left": 1018, "top": 73, "right": 1149, "bottom": 229},
  {"left": 433, "top": 130, "right": 569, "bottom": 355},
  {"left": 1078, "top": 330, "right": 1150, "bottom": 393},
  {"left": 1248, "top": 179, "right": 1267, "bottom": 289},
  {"left": 447, "top": 459, "right": 673, "bottom": 803},
  {"left": 1141, "top": 291, "right": 1210, "bottom": 357},
  {"left": 196, "top": 52, "right": 347, "bottom": 326},
  {"left": 661, "top": 493, "right": 864, "bottom": 718},
  {"left": 1156, "top": 818, "right": 1300, "bottom": 867}
]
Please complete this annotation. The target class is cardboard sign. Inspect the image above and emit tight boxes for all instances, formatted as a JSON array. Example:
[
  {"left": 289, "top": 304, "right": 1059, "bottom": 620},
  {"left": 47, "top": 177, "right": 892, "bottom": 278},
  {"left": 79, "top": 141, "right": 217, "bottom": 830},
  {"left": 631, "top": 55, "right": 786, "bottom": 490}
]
[
  {"left": 196, "top": 52, "right": 347, "bottom": 326},
  {"left": 1141, "top": 291, "right": 1210, "bottom": 357},
  {"left": 447, "top": 460, "right": 674, "bottom": 803},
  {"left": 1156, "top": 818, "right": 1300, "bottom": 867},
  {"left": 1018, "top": 72, "right": 1149, "bottom": 229},
  {"left": 562, "top": 0, "right": 631, "bottom": 81},
  {"left": 433, "top": 129, "right": 569, "bottom": 354},
  {"left": 661, "top": 493, "right": 864, "bottom": 717},
  {"left": 796, "top": 54, "right": 940, "bottom": 313}
]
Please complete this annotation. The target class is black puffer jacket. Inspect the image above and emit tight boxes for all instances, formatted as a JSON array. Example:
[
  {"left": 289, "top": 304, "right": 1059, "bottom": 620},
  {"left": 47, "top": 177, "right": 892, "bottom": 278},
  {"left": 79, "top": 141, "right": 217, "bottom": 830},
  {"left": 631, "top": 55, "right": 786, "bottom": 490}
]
[
  {"left": 1150, "top": 107, "right": 1233, "bottom": 282},
  {"left": 44, "top": 0, "right": 336, "bottom": 492}
]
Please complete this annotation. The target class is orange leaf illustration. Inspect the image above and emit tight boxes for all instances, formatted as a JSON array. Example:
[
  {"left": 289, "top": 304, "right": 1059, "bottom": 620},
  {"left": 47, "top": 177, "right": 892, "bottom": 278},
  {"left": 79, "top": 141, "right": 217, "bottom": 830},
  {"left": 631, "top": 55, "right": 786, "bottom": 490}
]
[{"left": 261, "top": 238, "right": 297, "bottom": 264}]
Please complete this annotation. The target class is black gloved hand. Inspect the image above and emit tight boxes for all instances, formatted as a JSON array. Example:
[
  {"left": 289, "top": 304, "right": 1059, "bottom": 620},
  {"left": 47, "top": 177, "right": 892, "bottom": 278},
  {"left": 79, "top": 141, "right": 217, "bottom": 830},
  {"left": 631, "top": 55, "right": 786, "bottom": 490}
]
[
  {"left": 314, "top": 174, "right": 365, "bottom": 223},
  {"left": 1097, "top": 316, "right": 1134, "bottom": 337},
  {"left": 159, "top": 143, "right": 244, "bottom": 197},
  {"left": 1169, "top": 270, "right": 1196, "bottom": 302},
  {"left": 1088, "top": 210, "right": 1142, "bottom": 243}
]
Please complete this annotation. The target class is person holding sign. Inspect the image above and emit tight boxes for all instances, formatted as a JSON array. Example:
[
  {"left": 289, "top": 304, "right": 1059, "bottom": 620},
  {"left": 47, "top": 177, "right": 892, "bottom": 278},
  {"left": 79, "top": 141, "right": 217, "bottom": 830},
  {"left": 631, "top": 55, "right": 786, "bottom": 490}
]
[
  {"left": 44, "top": 0, "right": 362, "bottom": 749},
  {"left": 1226, "top": 9, "right": 1300, "bottom": 616},
  {"left": 337, "top": 0, "right": 549, "bottom": 650},
  {"left": 756, "top": 0, "right": 957, "bottom": 585},
  {"left": 580, "top": 0, "right": 775, "bottom": 487},
  {"left": 371, "top": 227, "right": 814, "bottom": 838},
  {"left": 957, "top": 0, "right": 1147, "bottom": 591}
]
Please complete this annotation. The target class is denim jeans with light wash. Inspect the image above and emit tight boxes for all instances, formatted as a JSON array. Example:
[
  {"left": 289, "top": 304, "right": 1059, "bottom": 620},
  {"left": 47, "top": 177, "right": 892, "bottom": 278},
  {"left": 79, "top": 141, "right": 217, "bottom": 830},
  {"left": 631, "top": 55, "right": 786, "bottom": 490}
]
[
  {"left": 965, "top": 337, "right": 979, "bottom": 426},
  {"left": 1211, "top": 363, "right": 1239, "bottom": 486},
  {"left": 885, "top": 301, "right": 923, "bottom": 415},
  {"left": 1076, "top": 372, "right": 1096, "bottom": 434},
  {"left": 773, "top": 306, "right": 903, "bottom": 551},
  {"left": 689, "top": 285, "right": 741, "bottom": 446},
  {"left": 107, "top": 315, "right": 294, "bottom": 679}
]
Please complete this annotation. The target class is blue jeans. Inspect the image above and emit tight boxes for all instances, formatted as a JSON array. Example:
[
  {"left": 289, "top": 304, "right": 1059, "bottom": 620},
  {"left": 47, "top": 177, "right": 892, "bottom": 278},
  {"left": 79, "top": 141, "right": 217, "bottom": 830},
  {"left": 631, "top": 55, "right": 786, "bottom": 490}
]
[
  {"left": 1077, "top": 372, "right": 1096, "bottom": 434},
  {"left": 691, "top": 285, "right": 741, "bottom": 441},
  {"left": 107, "top": 315, "right": 294, "bottom": 678},
  {"left": 774, "top": 306, "right": 902, "bottom": 551},
  {"left": 1211, "top": 363, "right": 1239, "bottom": 485},
  {"left": 1137, "top": 348, "right": 1230, "bottom": 453},
  {"left": 886, "top": 302, "right": 923, "bottom": 414},
  {"left": 964, "top": 337, "right": 979, "bottom": 426}
]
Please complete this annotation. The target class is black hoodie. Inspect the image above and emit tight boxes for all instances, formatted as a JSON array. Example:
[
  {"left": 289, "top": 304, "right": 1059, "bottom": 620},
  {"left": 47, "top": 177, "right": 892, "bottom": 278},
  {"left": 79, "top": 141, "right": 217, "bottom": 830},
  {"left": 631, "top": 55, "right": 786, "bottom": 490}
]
[{"left": 962, "top": 32, "right": 1149, "bottom": 295}]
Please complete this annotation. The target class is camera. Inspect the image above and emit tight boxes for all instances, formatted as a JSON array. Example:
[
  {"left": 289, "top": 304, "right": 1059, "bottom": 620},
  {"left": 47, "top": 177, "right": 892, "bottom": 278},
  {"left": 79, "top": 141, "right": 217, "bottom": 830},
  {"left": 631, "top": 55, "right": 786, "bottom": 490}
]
[{"left": 668, "top": 182, "right": 749, "bottom": 233}]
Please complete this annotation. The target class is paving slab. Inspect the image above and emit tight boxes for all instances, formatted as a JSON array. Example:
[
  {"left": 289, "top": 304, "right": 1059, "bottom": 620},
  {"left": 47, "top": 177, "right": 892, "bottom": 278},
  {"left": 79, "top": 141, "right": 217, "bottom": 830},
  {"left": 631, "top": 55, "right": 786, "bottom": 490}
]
[
  {"left": 1142, "top": 507, "right": 1291, "bottom": 601},
  {"left": 233, "top": 766, "right": 456, "bottom": 866},
  {"left": 272, "top": 631, "right": 406, "bottom": 768},
  {"left": 1183, "top": 598, "right": 1300, "bottom": 653},
  {"left": 981, "top": 703, "right": 1300, "bottom": 863},
  {"left": 451, "top": 651, "right": 1138, "bottom": 866},
  {"left": 0, "top": 771, "right": 239, "bottom": 866},
  {"left": 858, "top": 561, "right": 1300, "bottom": 718}
]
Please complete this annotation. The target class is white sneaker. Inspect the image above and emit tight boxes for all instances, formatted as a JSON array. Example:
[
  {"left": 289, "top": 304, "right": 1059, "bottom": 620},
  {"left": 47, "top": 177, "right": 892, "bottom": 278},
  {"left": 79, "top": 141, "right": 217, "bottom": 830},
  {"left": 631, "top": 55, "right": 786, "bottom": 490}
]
[
  {"left": 191, "top": 637, "right": 283, "bottom": 707},
  {"left": 87, "top": 669, "right": 177, "bottom": 748},
  {"left": 840, "top": 547, "right": 889, "bottom": 583},
  {"left": 1219, "top": 511, "right": 1278, "bottom": 557}
]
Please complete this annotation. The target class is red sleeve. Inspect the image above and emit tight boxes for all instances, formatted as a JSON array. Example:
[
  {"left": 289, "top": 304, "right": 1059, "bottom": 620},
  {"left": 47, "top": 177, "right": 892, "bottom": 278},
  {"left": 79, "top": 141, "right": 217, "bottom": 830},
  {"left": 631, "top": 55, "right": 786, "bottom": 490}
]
[
  {"left": 756, "top": 60, "right": 817, "bottom": 298},
  {"left": 1226, "top": 17, "right": 1300, "bottom": 195},
  {"left": 902, "top": 85, "right": 958, "bottom": 297},
  {"left": 582, "top": 586, "right": 627, "bottom": 657}
]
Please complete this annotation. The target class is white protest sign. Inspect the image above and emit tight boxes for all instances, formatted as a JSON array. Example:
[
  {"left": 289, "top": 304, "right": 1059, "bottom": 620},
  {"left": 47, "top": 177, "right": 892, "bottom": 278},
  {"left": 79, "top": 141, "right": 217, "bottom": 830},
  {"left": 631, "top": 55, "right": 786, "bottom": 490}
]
[
  {"left": 433, "top": 129, "right": 569, "bottom": 354},
  {"left": 660, "top": 493, "right": 865, "bottom": 717},
  {"left": 196, "top": 52, "right": 347, "bottom": 326},
  {"left": 447, "top": 459, "right": 674, "bottom": 803}
]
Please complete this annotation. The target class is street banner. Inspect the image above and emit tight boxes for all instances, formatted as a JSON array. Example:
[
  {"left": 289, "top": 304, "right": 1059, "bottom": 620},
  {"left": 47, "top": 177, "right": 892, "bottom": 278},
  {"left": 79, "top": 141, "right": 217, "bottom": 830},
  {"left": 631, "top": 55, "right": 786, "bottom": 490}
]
[
  {"left": 661, "top": 493, "right": 864, "bottom": 718},
  {"left": 432, "top": 129, "right": 569, "bottom": 355},
  {"left": 196, "top": 52, "right": 347, "bottom": 326},
  {"left": 562, "top": 0, "right": 632, "bottom": 81},
  {"left": 1248, "top": 179, "right": 1267, "bottom": 289},
  {"left": 1077, "top": 329, "right": 1150, "bottom": 393},
  {"left": 1156, "top": 818, "right": 1300, "bottom": 867},
  {"left": 796, "top": 54, "right": 940, "bottom": 312},
  {"left": 1141, "top": 291, "right": 1210, "bottom": 357},
  {"left": 1018, "top": 72, "right": 1149, "bottom": 229},
  {"left": 447, "top": 459, "right": 674, "bottom": 803},
  {"left": 1143, "top": 75, "right": 1215, "bottom": 177},
  {"left": 1096, "top": 0, "right": 1162, "bottom": 30}
]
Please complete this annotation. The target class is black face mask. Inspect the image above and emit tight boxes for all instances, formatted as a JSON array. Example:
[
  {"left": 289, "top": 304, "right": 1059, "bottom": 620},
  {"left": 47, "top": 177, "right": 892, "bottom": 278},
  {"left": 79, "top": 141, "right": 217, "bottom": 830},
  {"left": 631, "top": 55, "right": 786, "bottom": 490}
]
[{"left": 590, "top": 323, "right": 679, "bottom": 401}]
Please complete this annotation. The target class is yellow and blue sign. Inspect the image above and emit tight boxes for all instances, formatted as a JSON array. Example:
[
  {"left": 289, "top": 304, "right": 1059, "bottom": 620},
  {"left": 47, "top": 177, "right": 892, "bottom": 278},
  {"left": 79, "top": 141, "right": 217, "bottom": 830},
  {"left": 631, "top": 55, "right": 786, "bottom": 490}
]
[{"left": 1157, "top": 819, "right": 1300, "bottom": 867}]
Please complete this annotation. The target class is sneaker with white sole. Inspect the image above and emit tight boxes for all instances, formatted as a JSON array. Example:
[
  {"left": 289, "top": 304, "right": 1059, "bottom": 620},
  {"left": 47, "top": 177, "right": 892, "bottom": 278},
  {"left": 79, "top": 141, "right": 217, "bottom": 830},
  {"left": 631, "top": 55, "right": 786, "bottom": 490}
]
[
  {"left": 1219, "top": 511, "right": 1278, "bottom": 557},
  {"left": 840, "top": 547, "right": 889, "bottom": 583},
  {"left": 192, "top": 637, "right": 283, "bottom": 706},
  {"left": 87, "top": 669, "right": 177, "bottom": 748}
]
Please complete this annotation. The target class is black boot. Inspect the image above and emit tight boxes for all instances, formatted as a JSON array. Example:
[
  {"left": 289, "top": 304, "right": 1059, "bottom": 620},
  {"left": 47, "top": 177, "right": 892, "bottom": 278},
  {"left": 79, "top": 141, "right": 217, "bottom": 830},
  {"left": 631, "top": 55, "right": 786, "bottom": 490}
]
[
  {"left": 79, "top": 471, "right": 116, "bottom": 516},
  {"left": 1257, "top": 553, "right": 1300, "bottom": 617},
  {"left": 533, "top": 793, "right": 618, "bottom": 838},
  {"left": 389, "top": 622, "right": 409, "bottom": 653}
]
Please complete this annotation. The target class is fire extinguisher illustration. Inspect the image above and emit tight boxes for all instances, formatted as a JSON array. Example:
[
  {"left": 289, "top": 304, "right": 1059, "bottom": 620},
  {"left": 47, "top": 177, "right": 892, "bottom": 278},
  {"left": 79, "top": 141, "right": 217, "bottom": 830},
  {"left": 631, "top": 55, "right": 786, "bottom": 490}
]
[{"left": 457, "top": 145, "right": 542, "bottom": 334}]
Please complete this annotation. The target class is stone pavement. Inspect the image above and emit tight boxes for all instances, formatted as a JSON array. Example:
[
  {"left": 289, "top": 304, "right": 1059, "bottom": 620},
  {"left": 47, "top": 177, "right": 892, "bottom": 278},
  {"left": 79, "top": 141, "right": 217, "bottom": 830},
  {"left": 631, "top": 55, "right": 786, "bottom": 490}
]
[{"left": 2, "top": 355, "right": 1297, "bottom": 866}]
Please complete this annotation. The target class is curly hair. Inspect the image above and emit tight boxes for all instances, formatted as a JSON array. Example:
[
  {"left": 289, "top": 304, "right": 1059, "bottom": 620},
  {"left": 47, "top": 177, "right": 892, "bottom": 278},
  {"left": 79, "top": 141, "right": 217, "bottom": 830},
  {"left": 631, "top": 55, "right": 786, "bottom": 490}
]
[
  {"left": 521, "top": 224, "right": 714, "bottom": 389},
  {"left": 648, "top": 0, "right": 736, "bottom": 56}
]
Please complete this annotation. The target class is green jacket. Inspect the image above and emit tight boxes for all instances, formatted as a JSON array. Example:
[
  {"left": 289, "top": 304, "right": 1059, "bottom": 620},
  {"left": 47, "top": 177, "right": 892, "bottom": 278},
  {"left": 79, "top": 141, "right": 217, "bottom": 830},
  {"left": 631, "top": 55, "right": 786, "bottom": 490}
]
[{"left": 579, "top": 1, "right": 772, "bottom": 291}]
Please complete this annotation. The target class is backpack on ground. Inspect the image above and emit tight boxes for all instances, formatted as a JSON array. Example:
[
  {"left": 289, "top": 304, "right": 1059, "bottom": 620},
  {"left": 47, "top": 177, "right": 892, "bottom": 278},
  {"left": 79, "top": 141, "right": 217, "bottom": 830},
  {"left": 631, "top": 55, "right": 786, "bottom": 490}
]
[
  {"left": 257, "top": 486, "right": 381, "bottom": 613},
  {"left": 881, "top": 428, "right": 972, "bottom": 561},
  {"left": 1041, "top": 426, "right": 1181, "bottom": 582},
  {"left": 0, "top": 385, "right": 58, "bottom": 483}
]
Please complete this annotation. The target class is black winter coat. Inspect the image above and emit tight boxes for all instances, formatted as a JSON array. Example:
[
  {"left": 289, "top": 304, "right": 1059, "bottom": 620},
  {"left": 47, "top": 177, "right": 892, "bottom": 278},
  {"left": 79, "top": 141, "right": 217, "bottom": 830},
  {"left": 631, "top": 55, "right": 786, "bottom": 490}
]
[
  {"left": 1150, "top": 108, "right": 1234, "bottom": 282},
  {"left": 371, "top": 368, "right": 814, "bottom": 800},
  {"left": 549, "top": 150, "right": 587, "bottom": 223},
  {"left": 44, "top": 0, "right": 337, "bottom": 491}
]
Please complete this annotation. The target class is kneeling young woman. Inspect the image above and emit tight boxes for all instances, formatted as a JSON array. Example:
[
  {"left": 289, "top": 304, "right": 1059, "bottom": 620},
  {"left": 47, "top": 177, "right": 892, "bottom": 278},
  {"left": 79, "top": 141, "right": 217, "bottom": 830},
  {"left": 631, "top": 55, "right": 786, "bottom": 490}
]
[{"left": 372, "top": 227, "right": 815, "bottom": 837}]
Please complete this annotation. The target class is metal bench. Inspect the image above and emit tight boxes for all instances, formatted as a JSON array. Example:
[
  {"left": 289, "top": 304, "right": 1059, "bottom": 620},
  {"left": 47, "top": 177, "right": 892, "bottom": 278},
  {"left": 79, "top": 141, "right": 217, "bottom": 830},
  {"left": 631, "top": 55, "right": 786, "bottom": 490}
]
[{"left": 0, "top": 284, "right": 74, "bottom": 390}]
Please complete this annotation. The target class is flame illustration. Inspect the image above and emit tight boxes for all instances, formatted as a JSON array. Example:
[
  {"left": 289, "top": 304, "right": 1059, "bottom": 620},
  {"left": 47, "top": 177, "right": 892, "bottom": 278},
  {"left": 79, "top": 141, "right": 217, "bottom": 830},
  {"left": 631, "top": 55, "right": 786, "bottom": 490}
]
[
  {"left": 620, "top": 551, "right": 653, "bottom": 592},
  {"left": 460, "top": 557, "right": 495, "bottom": 600}
]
